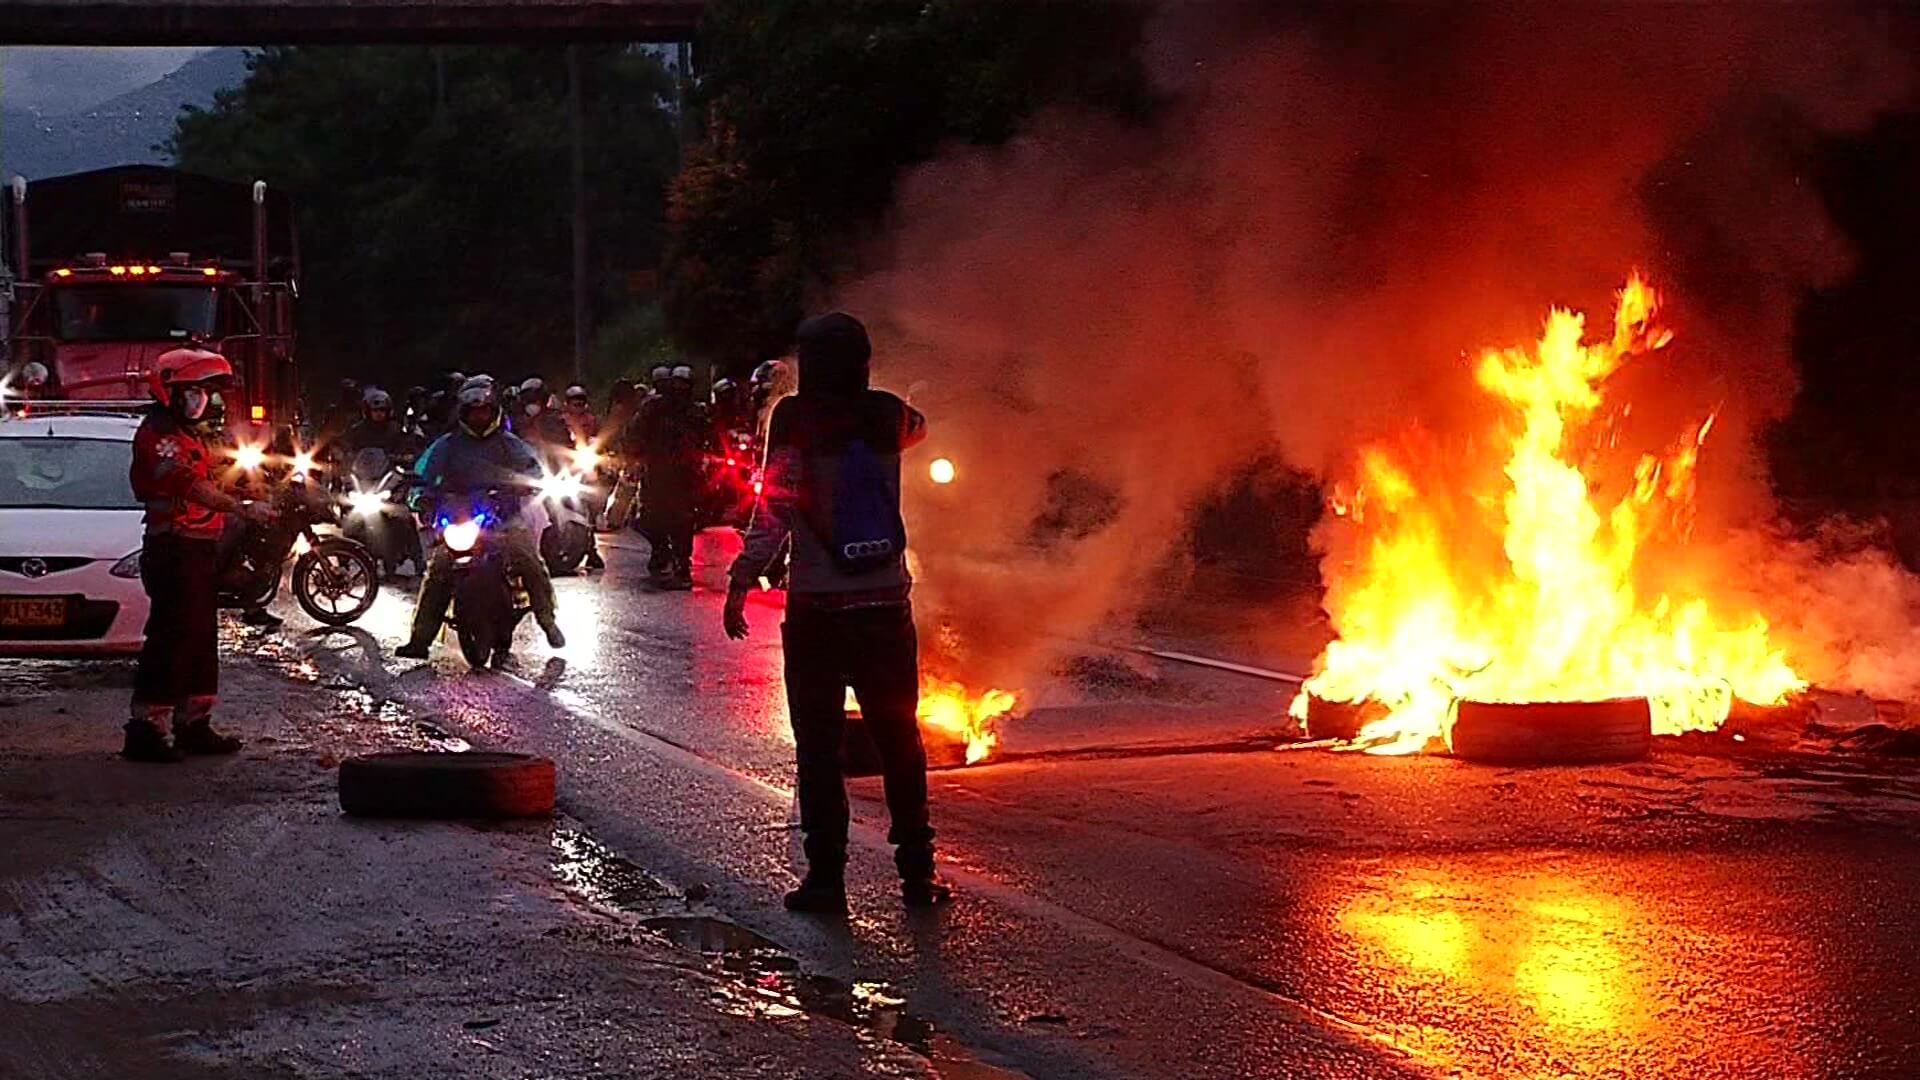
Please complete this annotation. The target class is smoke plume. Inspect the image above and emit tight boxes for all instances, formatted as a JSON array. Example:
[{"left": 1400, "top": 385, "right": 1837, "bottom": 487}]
[{"left": 840, "top": 4, "right": 1914, "bottom": 695}]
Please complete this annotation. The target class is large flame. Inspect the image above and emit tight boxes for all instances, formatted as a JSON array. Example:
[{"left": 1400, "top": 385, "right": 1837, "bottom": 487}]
[
  {"left": 845, "top": 680, "right": 1015, "bottom": 765},
  {"left": 1292, "top": 275, "right": 1804, "bottom": 754}
]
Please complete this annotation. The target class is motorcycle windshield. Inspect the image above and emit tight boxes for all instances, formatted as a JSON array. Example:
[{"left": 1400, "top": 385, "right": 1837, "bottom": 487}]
[{"left": 350, "top": 448, "right": 392, "bottom": 487}]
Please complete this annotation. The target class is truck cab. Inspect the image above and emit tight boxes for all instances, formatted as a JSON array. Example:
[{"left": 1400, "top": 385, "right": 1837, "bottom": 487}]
[{"left": 4, "top": 166, "right": 298, "bottom": 441}]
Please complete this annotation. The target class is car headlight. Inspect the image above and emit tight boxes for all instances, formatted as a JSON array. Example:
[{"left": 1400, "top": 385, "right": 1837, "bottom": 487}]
[
  {"left": 442, "top": 519, "right": 481, "bottom": 553},
  {"left": 346, "top": 489, "right": 386, "bottom": 518},
  {"left": 109, "top": 551, "right": 142, "bottom": 578}
]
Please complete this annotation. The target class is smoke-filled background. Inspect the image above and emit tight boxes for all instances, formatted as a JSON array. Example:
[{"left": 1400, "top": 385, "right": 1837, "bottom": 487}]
[{"left": 840, "top": 3, "right": 1920, "bottom": 699}]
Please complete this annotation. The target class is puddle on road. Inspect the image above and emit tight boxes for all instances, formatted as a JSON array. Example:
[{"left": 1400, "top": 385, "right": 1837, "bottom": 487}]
[{"left": 550, "top": 828, "right": 1029, "bottom": 1080}]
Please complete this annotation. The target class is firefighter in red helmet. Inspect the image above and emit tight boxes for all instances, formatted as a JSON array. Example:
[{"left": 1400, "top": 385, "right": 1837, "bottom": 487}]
[{"left": 123, "top": 348, "right": 273, "bottom": 763}]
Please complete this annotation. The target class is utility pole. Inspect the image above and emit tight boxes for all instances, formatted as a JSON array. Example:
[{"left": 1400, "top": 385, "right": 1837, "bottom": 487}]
[{"left": 568, "top": 44, "right": 589, "bottom": 383}]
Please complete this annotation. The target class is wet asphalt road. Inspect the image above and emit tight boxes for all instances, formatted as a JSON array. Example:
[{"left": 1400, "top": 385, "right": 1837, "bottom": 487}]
[{"left": 261, "top": 535, "right": 1920, "bottom": 1080}]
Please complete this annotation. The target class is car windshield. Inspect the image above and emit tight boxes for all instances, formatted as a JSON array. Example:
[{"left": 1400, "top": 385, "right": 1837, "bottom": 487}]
[
  {"left": 52, "top": 285, "right": 219, "bottom": 342},
  {"left": 0, "top": 436, "right": 139, "bottom": 510}
]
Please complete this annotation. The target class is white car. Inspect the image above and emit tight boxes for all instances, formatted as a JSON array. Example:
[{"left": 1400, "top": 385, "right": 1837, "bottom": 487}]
[{"left": 0, "top": 411, "right": 148, "bottom": 654}]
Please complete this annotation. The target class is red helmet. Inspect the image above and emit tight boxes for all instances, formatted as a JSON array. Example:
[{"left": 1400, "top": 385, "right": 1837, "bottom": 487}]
[{"left": 150, "top": 348, "right": 234, "bottom": 404}]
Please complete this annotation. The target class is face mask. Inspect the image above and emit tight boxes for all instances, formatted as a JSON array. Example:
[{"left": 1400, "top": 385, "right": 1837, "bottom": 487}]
[
  {"left": 180, "top": 387, "right": 210, "bottom": 420},
  {"left": 526, "top": 402, "right": 542, "bottom": 416}
]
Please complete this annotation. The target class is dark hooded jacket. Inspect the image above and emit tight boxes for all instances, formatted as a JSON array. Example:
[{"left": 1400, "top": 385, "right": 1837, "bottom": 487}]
[{"left": 729, "top": 313, "right": 926, "bottom": 599}]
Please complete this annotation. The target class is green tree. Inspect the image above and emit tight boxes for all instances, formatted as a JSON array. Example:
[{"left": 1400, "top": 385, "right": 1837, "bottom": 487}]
[
  {"left": 171, "top": 45, "right": 679, "bottom": 393},
  {"left": 664, "top": 0, "right": 1152, "bottom": 370}
]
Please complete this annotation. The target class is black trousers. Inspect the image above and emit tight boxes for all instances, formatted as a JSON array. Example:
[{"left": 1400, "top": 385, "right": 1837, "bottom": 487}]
[
  {"left": 782, "top": 602, "right": 933, "bottom": 878},
  {"left": 133, "top": 534, "right": 220, "bottom": 710},
  {"left": 640, "top": 471, "right": 697, "bottom": 574}
]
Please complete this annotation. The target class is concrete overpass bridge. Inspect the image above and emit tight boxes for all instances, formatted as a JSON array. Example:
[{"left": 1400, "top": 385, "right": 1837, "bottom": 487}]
[{"left": 0, "top": 0, "right": 706, "bottom": 44}]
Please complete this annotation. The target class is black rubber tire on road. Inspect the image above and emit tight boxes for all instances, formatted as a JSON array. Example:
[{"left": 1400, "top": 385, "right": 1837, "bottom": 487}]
[
  {"left": 338, "top": 751, "right": 556, "bottom": 818},
  {"left": 1304, "top": 695, "right": 1388, "bottom": 742},
  {"left": 1451, "top": 698, "right": 1652, "bottom": 765}
]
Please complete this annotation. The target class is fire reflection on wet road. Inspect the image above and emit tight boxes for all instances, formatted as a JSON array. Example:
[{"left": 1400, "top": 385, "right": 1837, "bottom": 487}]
[{"left": 266, "top": 536, "right": 1920, "bottom": 1080}]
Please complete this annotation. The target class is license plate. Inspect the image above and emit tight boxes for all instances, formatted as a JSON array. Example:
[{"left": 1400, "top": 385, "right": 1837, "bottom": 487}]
[{"left": 0, "top": 597, "right": 67, "bottom": 627}]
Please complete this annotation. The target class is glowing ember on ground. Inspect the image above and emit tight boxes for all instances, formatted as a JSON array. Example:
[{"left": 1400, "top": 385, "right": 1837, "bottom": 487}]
[
  {"left": 844, "top": 679, "right": 1016, "bottom": 765},
  {"left": 1292, "top": 274, "right": 1804, "bottom": 754}
]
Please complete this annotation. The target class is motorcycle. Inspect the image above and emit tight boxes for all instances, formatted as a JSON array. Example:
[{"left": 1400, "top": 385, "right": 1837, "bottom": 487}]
[
  {"left": 433, "top": 490, "right": 532, "bottom": 671},
  {"left": 533, "top": 461, "right": 595, "bottom": 576},
  {"left": 695, "top": 427, "right": 761, "bottom": 532},
  {"left": 219, "top": 474, "right": 381, "bottom": 626},
  {"left": 340, "top": 447, "right": 423, "bottom": 577}
]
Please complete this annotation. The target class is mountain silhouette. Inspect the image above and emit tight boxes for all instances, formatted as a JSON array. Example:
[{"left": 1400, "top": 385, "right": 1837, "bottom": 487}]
[{"left": 1, "top": 48, "right": 250, "bottom": 180}]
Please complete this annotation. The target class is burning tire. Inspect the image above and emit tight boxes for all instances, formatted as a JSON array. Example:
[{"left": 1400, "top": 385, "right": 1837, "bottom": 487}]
[
  {"left": 338, "top": 751, "right": 555, "bottom": 818},
  {"left": 1304, "top": 695, "right": 1388, "bottom": 742},
  {"left": 1450, "top": 698, "right": 1651, "bottom": 765}
]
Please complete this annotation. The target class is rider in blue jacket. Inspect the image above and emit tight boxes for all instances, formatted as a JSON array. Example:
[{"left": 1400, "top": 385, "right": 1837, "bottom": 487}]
[{"left": 397, "top": 376, "right": 564, "bottom": 658}]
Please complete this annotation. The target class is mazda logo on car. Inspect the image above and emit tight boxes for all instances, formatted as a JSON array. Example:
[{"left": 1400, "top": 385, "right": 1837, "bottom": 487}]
[{"left": 20, "top": 558, "right": 47, "bottom": 579}]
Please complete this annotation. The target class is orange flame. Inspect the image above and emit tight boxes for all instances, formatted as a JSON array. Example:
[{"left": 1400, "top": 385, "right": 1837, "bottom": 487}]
[
  {"left": 1292, "top": 275, "right": 1803, "bottom": 754},
  {"left": 844, "top": 680, "right": 1016, "bottom": 765}
]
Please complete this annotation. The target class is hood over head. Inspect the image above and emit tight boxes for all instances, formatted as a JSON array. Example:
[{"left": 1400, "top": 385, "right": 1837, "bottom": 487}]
[{"left": 795, "top": 312, "right": 872, "bottom": 397}]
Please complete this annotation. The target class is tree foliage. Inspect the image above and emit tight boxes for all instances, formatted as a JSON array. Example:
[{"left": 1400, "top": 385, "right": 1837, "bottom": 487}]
[
  {"left": 664, "top": 0, "right": 1153, "bottom": 370},
  {"left": 171, "top": 46, "right": 679, "bottom": 391}
]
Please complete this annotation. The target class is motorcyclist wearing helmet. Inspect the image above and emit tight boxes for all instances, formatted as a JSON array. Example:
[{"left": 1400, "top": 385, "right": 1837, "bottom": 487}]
[
  {"left": 749, "top": 358, "right": 794, "bottom": 443},
  {"left": 516, "top": 376, "right": 575, "bottom": 466},
  {"left": 397, "top": 376, "right": 565, "bottom": 659},
  {"left": 124, "top": 348, "right": 274, "bottom": 762},
  {"left": 338, "top": 386, "right": 426, "bottom": 574},
  {"left": 635, "top": 364, "right": 710, "bottom": 589},
  {"left": 320, "top": 377, "right": 362, "bottom": 445},
  {"left": 562, "top": 383, "right": 599, "bottom": 445},
  {"left": 557, "top": 383, "right": 608, "bottom": 571},
  {"left": 339, "top": 386, "right": 422, "bottom": 461},
  {"left": 710, "top": 376, "right": 750, "bottom": 441}
]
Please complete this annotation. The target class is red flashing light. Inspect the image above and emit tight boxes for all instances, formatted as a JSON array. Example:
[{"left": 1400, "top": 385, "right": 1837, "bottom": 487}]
[
  {"left": 202, "top": 267, "right": 219, "bottom": 277},
  {"left": 249, "top": 404, "right": 267, "bottom": 423},
  {"left": 53, "top": 268, "right": 72, "bottom": 278},
  {"left": 753, "top": 480, "right": 764, "bottom": 496}
]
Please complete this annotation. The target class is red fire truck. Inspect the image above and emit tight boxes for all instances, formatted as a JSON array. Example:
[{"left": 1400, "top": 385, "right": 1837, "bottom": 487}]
[{"left": 4, "top": 165, "right": 298, "bottom": 439}]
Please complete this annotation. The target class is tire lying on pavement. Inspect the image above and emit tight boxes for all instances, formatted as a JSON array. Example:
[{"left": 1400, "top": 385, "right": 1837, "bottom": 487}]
[
  {"left": 1450, "top": 698, "right": 1652, "bottom": 765},
  {"left": 338, "top": 751, "right": 556, "bottom": 819}
]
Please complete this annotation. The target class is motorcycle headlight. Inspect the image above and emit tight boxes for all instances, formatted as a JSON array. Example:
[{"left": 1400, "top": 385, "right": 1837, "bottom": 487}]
[
  {"left": 109, "top": 550, "right": 142, "bottom": 579},
  {"left": 572, "top": 446, "right": 601, "bottom": 472},
  {"left": 346, "top": 489, "right": 386, "bottom": 518},
  {"left": 442, "top": 519, "right": 481, "bottom": 553},
  {"left": 536, "top": 470, "right": 584, "bottom": 500}
]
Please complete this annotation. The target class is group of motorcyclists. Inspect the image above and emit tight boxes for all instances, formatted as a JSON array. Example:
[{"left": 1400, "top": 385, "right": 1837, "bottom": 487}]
[{"left": 121, "top": 316, "right": 951, "bottom": 910}]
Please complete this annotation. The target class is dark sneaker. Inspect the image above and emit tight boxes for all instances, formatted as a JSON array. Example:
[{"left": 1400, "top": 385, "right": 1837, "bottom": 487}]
[
  {"left": 585, "top": 550, "right": 605, "bottom": 571},
  {"left": 242, "top": 608, "right": 284, "bottom": 628},
  {"left": 542, "top": 622, "right": 567, "bottom": 649},
  {"left": 667, "top": 573, "right": 694, "bottom": 592},
  {"left": 395, "top": 640, "right": 432, "bottom": 660},
  {"left": 902, "top": 874, "right": 954, "bottom": 909},
  {"left": 122, "top": 722, "right": 184, "bottom": 763},
  {"left": 783, "top": 874, "right": 848, "bottom": 914},
  {"left": 174, "top": 721, "right": 242, "bottom": 756}
]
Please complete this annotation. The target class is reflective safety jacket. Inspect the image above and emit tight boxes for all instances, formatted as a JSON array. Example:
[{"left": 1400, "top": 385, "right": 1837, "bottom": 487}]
[{"left": 129, "top": 405, "right": 224, "bottom": 540}]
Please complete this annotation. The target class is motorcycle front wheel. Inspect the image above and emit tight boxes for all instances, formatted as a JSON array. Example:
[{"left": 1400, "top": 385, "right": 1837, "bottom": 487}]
[
  {"left": 293, "top": 539, "right": 381, "bottom": 626},
  {"left": 541, "top": 521, "right": 591, "bottom": 576}
]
